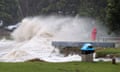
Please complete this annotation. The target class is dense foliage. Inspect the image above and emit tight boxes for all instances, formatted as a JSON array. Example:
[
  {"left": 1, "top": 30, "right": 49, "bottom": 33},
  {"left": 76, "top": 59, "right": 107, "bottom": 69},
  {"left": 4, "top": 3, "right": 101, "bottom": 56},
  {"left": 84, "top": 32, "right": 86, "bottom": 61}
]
[
  {"left": 0, "top": 0, "right": 19, "bottom": 26},
  {"left": 0, "top": 0, "right": 120, "bottom": 33},
  {"left": 106, "top": 0, "right": 120, "bottom": 34},
  {"left": 18, "top": 0, "right": 107, "bottom": 19}
]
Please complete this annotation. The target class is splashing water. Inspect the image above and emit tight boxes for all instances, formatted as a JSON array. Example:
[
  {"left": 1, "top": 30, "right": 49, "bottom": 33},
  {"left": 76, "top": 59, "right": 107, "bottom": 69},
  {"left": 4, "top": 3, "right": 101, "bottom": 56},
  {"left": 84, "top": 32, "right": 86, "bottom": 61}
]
[{"left": 0, "top": 16, "right": 109, "bottom": 62}]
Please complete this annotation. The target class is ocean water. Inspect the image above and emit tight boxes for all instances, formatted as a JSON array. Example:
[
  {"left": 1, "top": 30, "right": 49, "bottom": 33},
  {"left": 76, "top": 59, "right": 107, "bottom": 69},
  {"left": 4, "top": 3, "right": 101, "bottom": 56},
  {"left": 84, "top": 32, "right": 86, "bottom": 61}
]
[{"left": 0, "top": 16, "right": 109, "bottom": 62}]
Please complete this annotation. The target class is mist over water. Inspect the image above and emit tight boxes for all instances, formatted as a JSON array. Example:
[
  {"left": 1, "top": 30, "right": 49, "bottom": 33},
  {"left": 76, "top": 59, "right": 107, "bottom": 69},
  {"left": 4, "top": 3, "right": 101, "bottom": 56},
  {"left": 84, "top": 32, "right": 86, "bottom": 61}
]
[
  {"left": 12, "top": 15, "right": 108, "bottom": 42},
  {"left": 0, "top": 15, "right": 110, "bottom": 62}
]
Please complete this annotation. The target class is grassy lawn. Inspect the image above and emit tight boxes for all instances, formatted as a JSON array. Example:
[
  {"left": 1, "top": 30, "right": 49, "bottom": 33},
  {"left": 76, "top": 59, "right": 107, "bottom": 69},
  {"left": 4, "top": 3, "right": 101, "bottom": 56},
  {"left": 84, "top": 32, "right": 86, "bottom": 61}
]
[
  {"left": 0, "top": 62, "right": 119, "bottom": 72},
  {"left": 96, "top": 48, "right": 120, "bottom": 57}
]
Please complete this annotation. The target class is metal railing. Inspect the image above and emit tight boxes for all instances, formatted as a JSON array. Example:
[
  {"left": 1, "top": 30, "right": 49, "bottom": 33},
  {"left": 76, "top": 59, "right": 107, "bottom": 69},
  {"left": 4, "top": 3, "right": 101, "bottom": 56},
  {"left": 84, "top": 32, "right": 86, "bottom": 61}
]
[{"left": 97, "top": 37, "right": 120, "bottom": 43}]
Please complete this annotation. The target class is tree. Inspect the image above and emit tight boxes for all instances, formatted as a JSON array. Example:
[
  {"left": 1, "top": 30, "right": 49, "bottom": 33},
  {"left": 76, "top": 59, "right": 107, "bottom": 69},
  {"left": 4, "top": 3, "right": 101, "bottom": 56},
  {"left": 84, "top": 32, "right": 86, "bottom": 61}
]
[
  {"left": 106, "top": 0, "right": 120, "bottom": 34},
  {"left": 0, "top": 0, "right": 108, "bottom": 27},
  {"left": 0, "top": 0, "right": 19, "bottom": 26},
  {"left": 78, "top": 0, "right": 107, "bottom": 21}
]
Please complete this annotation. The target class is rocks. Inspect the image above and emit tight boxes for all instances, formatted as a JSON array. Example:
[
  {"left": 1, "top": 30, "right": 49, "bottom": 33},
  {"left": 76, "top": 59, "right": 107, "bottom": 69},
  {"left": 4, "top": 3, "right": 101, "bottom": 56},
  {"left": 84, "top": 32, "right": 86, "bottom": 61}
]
[{"left": 59, "top": 47, "right": 81, "bottom": 57}]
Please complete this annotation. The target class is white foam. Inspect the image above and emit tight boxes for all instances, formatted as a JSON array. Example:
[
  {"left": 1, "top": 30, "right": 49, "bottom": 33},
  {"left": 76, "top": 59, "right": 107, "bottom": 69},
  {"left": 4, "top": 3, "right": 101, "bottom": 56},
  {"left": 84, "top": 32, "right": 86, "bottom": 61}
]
[{"left": 0, "top": 16, "right": 110, "bottom": 62}]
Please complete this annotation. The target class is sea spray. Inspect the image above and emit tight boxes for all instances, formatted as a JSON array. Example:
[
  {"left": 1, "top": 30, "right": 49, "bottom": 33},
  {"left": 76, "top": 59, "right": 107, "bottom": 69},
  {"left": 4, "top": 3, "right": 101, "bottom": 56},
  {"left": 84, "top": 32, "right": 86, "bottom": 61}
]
[{"left": 0, "top": 16, "right": 109, "bottom": 62}]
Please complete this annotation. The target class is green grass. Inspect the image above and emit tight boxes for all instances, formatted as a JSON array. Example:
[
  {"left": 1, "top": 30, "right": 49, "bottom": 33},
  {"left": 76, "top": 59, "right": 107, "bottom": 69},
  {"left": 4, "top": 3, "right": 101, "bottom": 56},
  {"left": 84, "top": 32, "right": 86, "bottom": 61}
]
[
  {"left": 0, "top": 62, "right": 119, "bottom": 72},
  {"left": 96, "top": 48, "right": 120, "bottom": 57}
]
